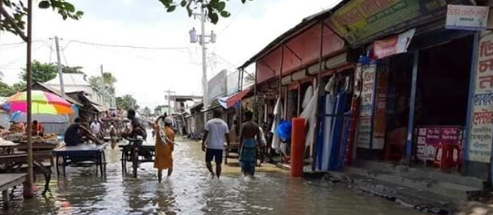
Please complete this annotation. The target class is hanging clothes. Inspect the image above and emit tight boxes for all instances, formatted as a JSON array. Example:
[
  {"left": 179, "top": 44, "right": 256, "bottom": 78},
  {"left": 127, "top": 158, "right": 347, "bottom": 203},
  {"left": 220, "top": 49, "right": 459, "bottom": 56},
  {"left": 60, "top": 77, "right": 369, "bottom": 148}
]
[
  {"left": 270, "top": 98, "right": 284, "bottom": 151},
  {"left": 300, "top": 87, "right": 318, "bottom": 157}
]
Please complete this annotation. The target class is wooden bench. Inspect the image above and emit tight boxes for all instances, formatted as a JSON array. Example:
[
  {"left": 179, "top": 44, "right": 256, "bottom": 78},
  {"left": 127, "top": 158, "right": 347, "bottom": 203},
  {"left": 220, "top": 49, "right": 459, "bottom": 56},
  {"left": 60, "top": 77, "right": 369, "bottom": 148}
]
[
  {"left": 0, "top": 173, "right": 26, "bottom": 210},
  {"left": 0, "top": 152, "right": 53, "bottom": 195}
]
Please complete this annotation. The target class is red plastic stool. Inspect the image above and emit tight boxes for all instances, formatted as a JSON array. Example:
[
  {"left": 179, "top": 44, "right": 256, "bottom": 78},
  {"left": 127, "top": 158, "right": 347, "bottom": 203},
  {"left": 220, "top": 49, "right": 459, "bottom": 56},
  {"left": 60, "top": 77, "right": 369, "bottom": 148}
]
[
  {"left": 433, "top": 143, "right": 461, "bottom": 171},
  {"left": 384, "top": 140, "right": 402, "bottom": 161}
]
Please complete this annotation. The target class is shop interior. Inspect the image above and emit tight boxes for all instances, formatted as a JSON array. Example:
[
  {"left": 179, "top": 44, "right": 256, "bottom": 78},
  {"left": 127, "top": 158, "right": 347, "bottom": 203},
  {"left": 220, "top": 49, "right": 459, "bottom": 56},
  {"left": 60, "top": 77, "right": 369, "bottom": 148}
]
[{"left": 384, "top": 35, "right": 473, "bottom": 169}]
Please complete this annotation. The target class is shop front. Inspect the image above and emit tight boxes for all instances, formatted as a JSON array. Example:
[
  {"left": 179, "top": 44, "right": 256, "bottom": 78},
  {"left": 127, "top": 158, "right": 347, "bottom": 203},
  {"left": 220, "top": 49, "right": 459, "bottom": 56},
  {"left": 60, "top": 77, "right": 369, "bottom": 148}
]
[{"left": 322, "top": 0, "right": 491, "bottom": 178}]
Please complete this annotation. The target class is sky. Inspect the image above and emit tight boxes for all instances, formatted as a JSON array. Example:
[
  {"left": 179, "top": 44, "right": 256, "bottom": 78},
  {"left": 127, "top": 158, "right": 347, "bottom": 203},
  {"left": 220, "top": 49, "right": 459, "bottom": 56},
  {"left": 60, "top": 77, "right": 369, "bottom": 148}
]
[{"left": 1, "top": 0, "right": 340, "bottom": 109}]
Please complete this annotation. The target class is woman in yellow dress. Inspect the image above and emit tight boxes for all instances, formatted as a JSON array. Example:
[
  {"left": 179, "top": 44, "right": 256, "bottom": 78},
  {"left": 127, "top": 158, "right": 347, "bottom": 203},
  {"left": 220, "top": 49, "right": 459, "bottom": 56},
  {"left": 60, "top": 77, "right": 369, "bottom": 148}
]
[{"left": 154, "top": 116, "right": 175, "bottom": 182}]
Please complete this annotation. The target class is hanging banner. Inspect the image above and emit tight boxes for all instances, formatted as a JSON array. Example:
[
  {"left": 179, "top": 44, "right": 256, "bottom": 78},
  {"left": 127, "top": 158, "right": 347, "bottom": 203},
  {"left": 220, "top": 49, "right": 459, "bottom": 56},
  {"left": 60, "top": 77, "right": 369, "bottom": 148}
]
[
  {"left": 373, "top": 29, "right": 415, "bottom": 59},
  {"left": 468, "top": 31, "right": 493, "bottom": 163},
  {"left": 357, "top": 63, "right": 376, "bottom": 149},
  {"left": 328, "top": 0, "right": 452, "bottom": 46},
  {"left": 372, "top": 63, "right": 389, "bottom": 149},
  {"left": 446, "top": 5, "right": 489, "bottom": 31}
]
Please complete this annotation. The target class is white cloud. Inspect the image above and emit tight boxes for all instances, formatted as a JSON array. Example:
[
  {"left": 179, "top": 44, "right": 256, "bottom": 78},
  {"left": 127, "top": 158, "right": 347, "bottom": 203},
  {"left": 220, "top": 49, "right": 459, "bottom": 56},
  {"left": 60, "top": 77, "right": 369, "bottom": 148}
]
[{"left": 0, "top": 0, "right": 340, "bottom": 109}]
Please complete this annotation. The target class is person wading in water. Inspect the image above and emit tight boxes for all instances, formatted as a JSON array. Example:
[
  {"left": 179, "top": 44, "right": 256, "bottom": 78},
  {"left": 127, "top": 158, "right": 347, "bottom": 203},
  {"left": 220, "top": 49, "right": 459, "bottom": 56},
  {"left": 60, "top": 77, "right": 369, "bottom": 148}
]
[
  {"left": 239, "top": 111, "right": 262, "bottom": 178},
  {"left": 202, "top": 110, "right": 230, "bottom": 179},
  {"left": 154, "top": 116, "right": 175, "bottom": 182}
]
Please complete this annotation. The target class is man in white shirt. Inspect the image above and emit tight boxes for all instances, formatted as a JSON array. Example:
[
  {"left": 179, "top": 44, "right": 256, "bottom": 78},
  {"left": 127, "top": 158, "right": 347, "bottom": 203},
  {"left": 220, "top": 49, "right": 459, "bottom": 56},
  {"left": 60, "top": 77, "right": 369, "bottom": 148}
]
[
  {"left": 202, "top": 110, "right": 230, "bottom": 179},
  {"left": 90, "top": 119, "right": 101, "bottom": 135}
]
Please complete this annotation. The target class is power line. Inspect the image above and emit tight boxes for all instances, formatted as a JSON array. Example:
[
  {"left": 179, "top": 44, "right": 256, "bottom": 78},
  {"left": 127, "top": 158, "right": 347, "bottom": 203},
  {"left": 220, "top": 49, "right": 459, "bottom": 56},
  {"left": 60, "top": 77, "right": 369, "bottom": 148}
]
[
  {"left": 67, "top": 39, "right": 189, "bottom": 51},
  {"left": 1, "top": 40, "right": 43, "bottom": 46},
  {"left": 61, "top": 49, "right": 69, "bottom": 65},
  {"left": 217, "top": 4, "right": 247, "bottom": 35}
]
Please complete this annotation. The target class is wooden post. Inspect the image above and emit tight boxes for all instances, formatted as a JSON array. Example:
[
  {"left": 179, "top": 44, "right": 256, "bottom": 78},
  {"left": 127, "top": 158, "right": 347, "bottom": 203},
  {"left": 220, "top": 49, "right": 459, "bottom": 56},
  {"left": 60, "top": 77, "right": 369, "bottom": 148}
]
[
  {"left": 279, "top": 45, "right": 286, "bottom": 120},
  {"left": 24, "top": 0, "right": 34, "bottom": 198},
  {"left": 254, "top": 63, "right": 258, "bottom": 124},
  {"left": 312, "top": 21, "right": 324, "bottom": 171}
]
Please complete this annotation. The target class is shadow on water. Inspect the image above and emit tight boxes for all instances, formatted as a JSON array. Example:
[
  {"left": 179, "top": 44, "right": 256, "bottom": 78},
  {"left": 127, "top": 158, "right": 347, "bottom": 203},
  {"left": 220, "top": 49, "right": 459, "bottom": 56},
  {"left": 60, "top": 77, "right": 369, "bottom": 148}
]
[{"left": 2, "top": 137, "right": 422, "bottom": 215}]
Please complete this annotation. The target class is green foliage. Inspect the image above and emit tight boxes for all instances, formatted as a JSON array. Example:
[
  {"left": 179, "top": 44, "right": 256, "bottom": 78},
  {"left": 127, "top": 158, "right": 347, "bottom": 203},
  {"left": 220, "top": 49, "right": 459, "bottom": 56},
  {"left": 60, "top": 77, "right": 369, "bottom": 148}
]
[
  {"left": 116, "top": 95, "right": 139, "bottom": 111},
  {"left": 0, "top": 80, "right": 15, "bottom": 97},
  {"left": 1, "top": 0, "right": 248, "bottom": 38},
  {"left": 154, "top": 105, "right": 169, "bottom": 115},
  {"left": 1, "top": 0, "right": 83, "bottom": 36},
  {"left": 142, "top": 106, "right": 151, "bottom": 116},
  {"left": 89, "top": 72, "right": 117, "bottom": 95},
  {"left": 62, "top": 65, "right": 84, "bottom": 74},
  {"left": 159, "top": 0, "right": 251, "bottom": 24},
  {"left": 20, "top": 60, "right": 57, "bottom": 83}
]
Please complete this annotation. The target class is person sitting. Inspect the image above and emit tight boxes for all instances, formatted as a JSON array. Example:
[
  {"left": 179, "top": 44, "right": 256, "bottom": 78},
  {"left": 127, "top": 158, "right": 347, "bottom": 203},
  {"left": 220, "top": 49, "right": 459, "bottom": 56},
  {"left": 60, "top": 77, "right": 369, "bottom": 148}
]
[
  {"left": 64, "top": 118, "right": 102, "bottom": 146},
  {"left": 30, "top": 120, "right": 44, "bottom": 136}
]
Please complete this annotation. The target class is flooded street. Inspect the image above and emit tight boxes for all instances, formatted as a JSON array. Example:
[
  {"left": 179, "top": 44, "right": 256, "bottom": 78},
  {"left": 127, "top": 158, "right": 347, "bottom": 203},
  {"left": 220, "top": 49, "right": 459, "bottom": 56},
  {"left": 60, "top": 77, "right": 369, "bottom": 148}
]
[{"left": 4, "top": 137, "right": 423, "bottom": 215}]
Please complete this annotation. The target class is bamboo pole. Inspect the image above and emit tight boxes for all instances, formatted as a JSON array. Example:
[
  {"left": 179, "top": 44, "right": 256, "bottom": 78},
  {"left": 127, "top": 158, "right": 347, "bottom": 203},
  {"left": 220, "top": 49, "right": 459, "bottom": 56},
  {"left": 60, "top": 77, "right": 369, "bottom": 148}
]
[{"left": 25, "top": 0, "right": 34, "bottom": 198}]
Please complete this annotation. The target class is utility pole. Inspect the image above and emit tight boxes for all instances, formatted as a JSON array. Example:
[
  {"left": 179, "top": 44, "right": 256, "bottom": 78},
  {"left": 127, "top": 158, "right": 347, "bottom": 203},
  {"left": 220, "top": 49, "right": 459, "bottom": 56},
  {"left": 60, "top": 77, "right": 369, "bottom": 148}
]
[
  {"left": 165, "top": 89, "right": 175, "bottom": 115},
  {"left": 54, "top": 36, "right": 65, "bottom": 98},
  {"left": 100, "top": 65, "right": 106, "bottom": 107},
  {"left": 200, "top": 5, "right": 208, "bottom": 121}
]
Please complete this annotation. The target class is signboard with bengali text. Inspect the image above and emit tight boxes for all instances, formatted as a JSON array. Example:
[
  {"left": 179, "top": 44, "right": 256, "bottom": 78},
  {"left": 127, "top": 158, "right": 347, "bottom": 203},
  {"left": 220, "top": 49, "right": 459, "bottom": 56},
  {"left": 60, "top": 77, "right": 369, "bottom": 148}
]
[
  {"left": 327, "top": 0, "right": 454, "bottom": 46},
  {"left": 357, "top": 63, "right": 376, "bottom": 149},
  {"left": 416, "top": 126, "right": 463, "bottom": 161},
  {"left": 468, "top": 31, "right": 493, "bottom": 163},
  {"left": 446, "top": 5, "right": 489, "bottom": 31}
]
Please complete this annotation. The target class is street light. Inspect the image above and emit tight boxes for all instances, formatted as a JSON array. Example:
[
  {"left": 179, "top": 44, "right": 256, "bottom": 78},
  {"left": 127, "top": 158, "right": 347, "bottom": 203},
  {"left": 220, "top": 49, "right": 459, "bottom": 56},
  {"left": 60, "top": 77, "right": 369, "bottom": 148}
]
[{"left": 188, "top": 5, "right": 218, "bottom": 121}]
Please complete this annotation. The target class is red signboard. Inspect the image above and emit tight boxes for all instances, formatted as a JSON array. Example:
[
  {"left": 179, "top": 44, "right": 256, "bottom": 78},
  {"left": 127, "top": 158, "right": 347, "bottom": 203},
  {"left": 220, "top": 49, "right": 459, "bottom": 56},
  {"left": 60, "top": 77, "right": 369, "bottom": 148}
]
[{"left": 416, "top": 126, "right": 463, "bottom": 161}]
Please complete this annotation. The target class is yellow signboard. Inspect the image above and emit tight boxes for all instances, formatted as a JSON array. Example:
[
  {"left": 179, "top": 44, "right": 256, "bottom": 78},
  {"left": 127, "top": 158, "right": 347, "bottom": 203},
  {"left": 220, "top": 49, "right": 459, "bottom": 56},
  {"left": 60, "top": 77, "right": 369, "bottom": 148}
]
[{"left": 328, "top": 0, "right": 452, "bottom": 46}]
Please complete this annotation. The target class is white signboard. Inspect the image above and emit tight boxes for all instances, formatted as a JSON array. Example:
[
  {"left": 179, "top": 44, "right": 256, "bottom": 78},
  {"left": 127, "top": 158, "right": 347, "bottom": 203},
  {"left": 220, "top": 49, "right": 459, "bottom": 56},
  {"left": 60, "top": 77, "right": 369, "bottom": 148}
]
[
  {"left": 446, "top": 5, "right": 489, "bottom": 31},
  {"left": 356, "top": 63, "right": 376, "bottom": 149},
  {"left": 207, "top": 70, "right": 227, "bottom": 104},
  {"left": 226, "top": 71, "right": 239, "bottom": 96},
  {"left": 468, "top": 31, "right": 493, "bottom": 163}
]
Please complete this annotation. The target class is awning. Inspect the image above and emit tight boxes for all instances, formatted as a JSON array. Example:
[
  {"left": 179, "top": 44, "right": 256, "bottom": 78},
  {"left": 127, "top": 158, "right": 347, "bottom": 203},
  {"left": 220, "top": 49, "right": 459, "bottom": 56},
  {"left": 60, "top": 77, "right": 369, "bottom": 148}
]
[{"left": 226, "top": 88, "right": 252, "bottom": 108}]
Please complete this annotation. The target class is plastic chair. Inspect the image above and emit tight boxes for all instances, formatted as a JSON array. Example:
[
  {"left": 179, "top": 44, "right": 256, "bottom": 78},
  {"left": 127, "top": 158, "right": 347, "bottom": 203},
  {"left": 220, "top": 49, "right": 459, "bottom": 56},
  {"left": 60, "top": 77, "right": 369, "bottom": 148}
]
[
  {"left": 433, "top": 143, "right": 461, "bottom": 171},
  {"left": 384, "top": 140, "right": 402, "bottom": 161}
]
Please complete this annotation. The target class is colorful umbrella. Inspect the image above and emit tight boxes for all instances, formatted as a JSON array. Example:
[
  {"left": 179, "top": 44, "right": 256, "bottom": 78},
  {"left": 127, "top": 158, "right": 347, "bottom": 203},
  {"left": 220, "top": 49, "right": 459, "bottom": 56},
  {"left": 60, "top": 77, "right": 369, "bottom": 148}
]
[{"left": 3, "top": 90, "right": 73, "bottom": 115}]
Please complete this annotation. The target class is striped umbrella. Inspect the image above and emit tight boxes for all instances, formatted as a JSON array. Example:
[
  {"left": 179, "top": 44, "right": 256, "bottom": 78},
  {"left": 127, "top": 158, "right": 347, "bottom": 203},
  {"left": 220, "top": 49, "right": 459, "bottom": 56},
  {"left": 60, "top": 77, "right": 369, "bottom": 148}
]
[{"left": 3, "top": 90, "right": 73, "bottom": 114}]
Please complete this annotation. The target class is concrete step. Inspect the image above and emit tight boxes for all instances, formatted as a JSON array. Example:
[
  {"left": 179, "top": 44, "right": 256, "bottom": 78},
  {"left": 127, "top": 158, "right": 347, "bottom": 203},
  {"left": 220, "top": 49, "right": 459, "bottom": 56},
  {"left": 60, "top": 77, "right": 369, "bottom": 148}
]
[
  {"left": 349, "top": 175, "right": 457, "bottom": 213},
  {"left": 352, "top": 160, "right": 485, "bottom": 190},
  {"left": 347, "top": 166, "right": 482, "bottom": 201}
]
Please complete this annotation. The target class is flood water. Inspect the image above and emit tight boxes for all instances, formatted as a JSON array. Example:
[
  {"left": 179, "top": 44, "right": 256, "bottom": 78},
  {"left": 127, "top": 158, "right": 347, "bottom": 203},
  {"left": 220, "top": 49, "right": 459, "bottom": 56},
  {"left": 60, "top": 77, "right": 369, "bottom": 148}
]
[{"left": 3, "top": 137, "right": 423, "bottom": 215}]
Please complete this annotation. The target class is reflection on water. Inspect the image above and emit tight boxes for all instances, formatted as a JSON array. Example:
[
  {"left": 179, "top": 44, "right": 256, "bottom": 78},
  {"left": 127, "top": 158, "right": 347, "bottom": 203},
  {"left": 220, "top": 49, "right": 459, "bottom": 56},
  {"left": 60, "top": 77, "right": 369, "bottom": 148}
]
[{"left": 3, "top": 138, "right": 421, "bottom": 215}]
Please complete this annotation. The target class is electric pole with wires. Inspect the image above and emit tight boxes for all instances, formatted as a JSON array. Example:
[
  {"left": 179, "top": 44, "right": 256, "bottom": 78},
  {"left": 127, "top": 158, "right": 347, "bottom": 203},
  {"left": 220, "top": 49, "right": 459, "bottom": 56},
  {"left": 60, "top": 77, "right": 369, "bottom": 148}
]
[{"left": 54, "top": 36, "right": 65, "bottom": 98}]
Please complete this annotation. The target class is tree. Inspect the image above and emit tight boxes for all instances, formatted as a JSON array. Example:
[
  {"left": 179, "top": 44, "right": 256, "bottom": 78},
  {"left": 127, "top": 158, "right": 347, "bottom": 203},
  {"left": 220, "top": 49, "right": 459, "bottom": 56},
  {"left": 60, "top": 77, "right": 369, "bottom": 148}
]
[
  {"left": 0, "top": 80, "right": 15, "bottom": 97},
  {"left": 116, "top": 95, "right": 139, "bottom": 111},
  {"left": 62, "top": 65, "right": 84, "bottom": 74},
  {"left": 142, "top": 106, "right": 151, "bottom": 117},
  {"left": 154, "top": 105, "right": 168, "bottom": 115},
  {"left": 159, "top": 0, "right": 252, "bottom": 24},
  {"left": 1, "top": 0, "right": 250, "bottom": 38},
  {"left": 1, "top": 0, "right": 83, "bottom": 36},
  {"left": 89, "top": 72, "right": 117, "bottom": 95},
  {"left": 244, "top": 71, "right": 254, "bottom": 85},
  {"left": 20, "top": 60, "right": 57, "bottom": 83}
]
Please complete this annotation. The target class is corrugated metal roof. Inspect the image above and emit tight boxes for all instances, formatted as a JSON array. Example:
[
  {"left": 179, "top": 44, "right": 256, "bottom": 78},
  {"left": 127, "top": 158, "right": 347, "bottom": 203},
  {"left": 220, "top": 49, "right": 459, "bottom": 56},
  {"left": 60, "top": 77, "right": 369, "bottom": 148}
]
[{"left": 238, "top": 1, "right": 349, "bottom": 69}]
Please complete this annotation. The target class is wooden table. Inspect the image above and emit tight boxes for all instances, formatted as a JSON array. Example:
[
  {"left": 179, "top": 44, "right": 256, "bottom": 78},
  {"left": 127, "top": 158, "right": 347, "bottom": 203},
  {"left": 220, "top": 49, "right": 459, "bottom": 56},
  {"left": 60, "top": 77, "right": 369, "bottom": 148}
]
[
  {"left": 0, "top": 152, "right": 52, "bottom": 195},
  {"left": 0, "top": 173, "right": 26, "bottom": 210},
  {"left": 0, "top": 140, "right": 18, "bottom": 155},
  {"left": 53, "top": 143, "right": 108, "bottom": 177}
]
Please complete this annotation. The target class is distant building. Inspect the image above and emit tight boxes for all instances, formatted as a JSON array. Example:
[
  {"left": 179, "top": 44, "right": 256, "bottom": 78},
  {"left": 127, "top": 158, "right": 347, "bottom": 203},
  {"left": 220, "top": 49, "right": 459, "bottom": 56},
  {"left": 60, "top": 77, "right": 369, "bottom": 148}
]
[
  {"left": 44, "top": 73, "right": 115, "bottom": 109},
  {"left": 169, "top": 95, "right": 202, "bottom": 113}
]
